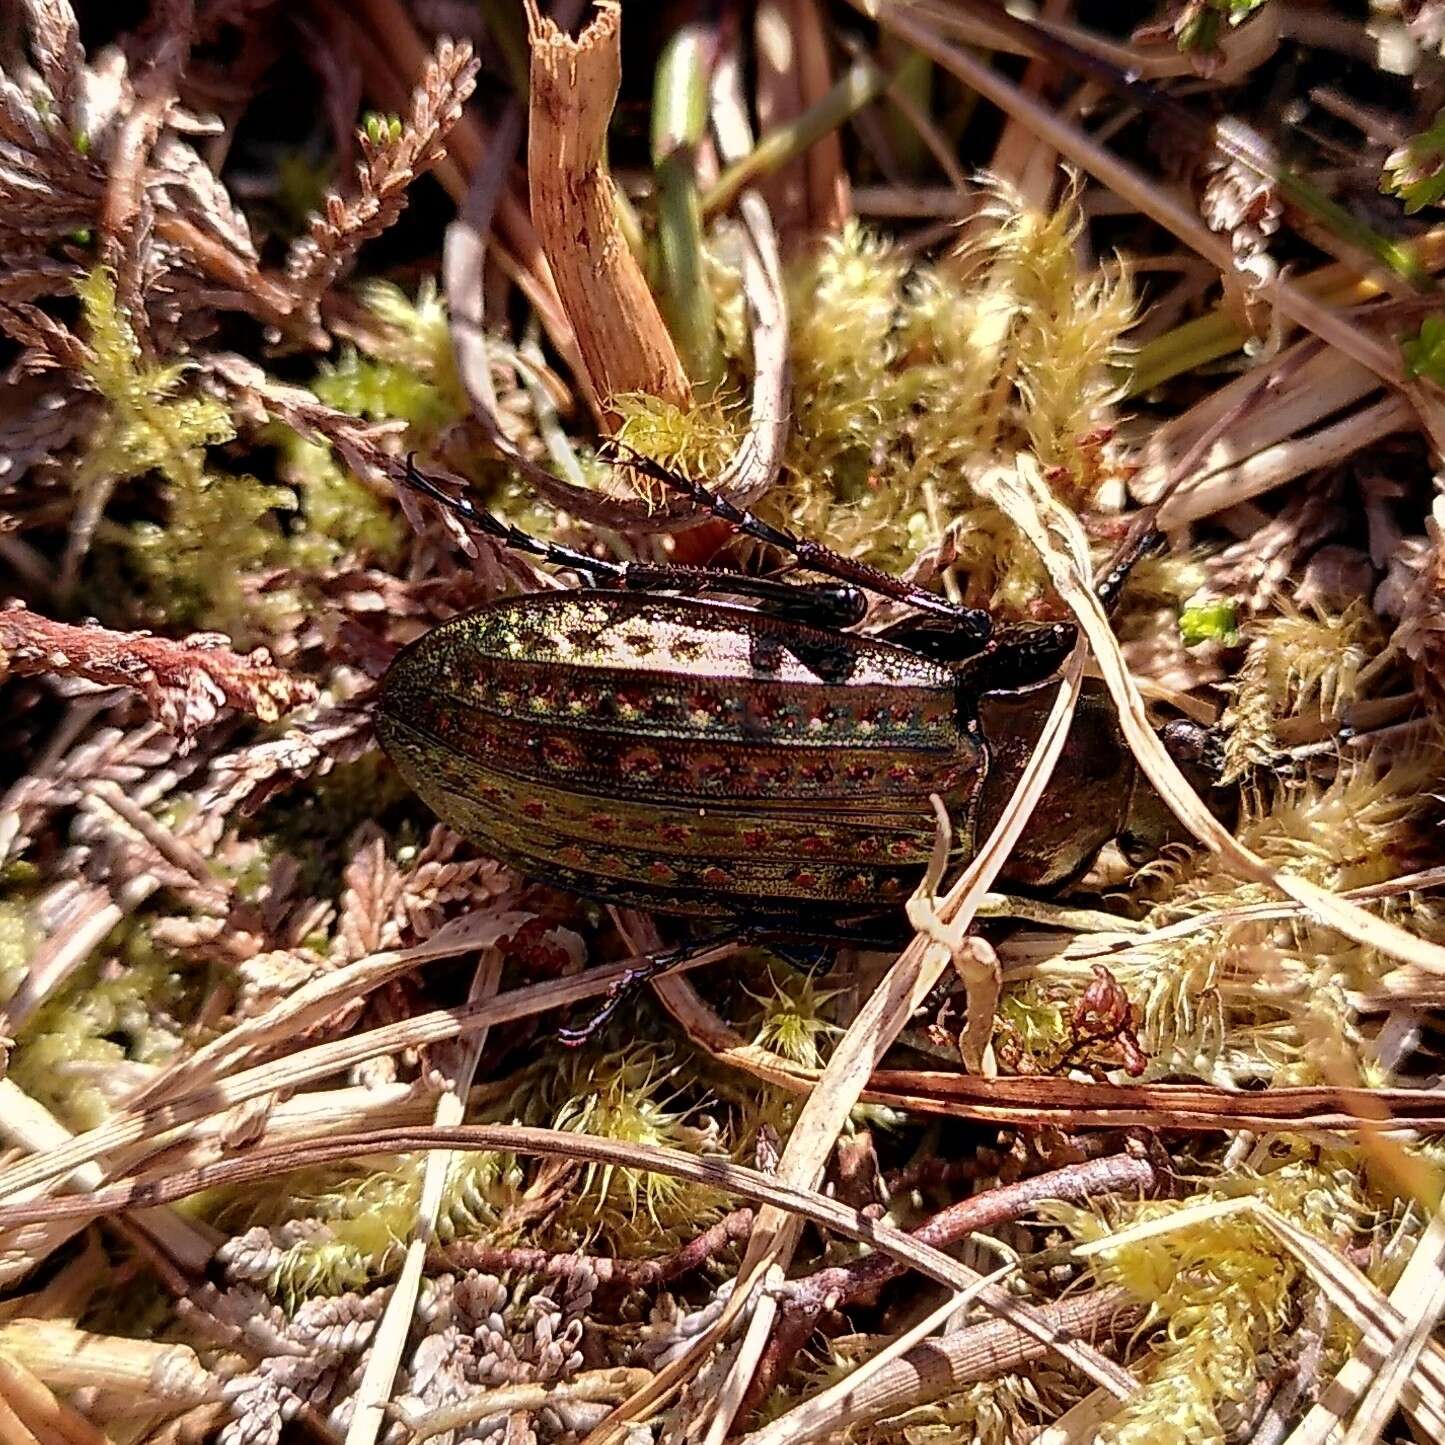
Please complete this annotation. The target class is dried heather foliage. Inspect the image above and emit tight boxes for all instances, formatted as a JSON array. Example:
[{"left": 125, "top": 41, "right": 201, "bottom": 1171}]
[
  {"left": 284, "top": 40, "right": 479, "bottom": 317},
  {"left": 0, "top": 604, "right": 315, "bottom": 746}
]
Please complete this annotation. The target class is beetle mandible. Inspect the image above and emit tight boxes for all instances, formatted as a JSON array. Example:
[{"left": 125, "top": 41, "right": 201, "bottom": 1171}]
[{"left": 377, "top": 451, "right": 1219, "bottom": 1040}]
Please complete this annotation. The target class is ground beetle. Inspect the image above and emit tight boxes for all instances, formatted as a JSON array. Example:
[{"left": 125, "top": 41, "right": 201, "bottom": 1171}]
[{"left": 377, "top": 451, "right": 1218, "bottom": 1040}]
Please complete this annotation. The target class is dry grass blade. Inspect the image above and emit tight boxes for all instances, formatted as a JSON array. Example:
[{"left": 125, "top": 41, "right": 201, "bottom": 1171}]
[
  {"left": 860, "top": 1, "right": 1416, "bottom": 407},
  {"left": 0, "top": 940, "right": 741, "bottom": 1240},
  {"left": 1335, "top": 1211, "right": 1445, "bottom": 1444},
  {"left": 987, "top": 455, "right": 1445, "bottom": 976},
  {"left": 739, "top": 1287, "right": 1142, "bottom": 1445},
  {"left": 0, "top": 1320, "right": 218, "bottom": 1409},
  {"left": 738, "top": 1273, "right": 1015, "bottom": 1445},
  {"left": 342, "top": 953, "right": 503, "bottom": 1445},
  {"left": 0, "top": 1348, "right": 110, "bottom": 1445},
  {"left": 0, "top": 1124, "right": 1123, "bottom": 1310},
  {"left": 0, "top": 1079, "right": 213, "bottom": 1292}
]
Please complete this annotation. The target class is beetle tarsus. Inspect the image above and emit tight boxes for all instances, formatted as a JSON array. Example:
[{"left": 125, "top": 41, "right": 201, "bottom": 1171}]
[{"left": 557, "top": 941, "right": 699, "bottom": 1046}]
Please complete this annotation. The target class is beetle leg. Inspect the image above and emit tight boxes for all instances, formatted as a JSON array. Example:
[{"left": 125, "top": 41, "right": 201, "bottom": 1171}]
[
  {"left": 606, "top": 443, "right": 993, "bottom": 642},
  {"left": 402, "top": 453, "right": 627, "bottom": 588},
  {"left": 556, "top": 928, "right": 763, "bottom": 1046},
  {"left": 404, "top": 456, "right": 868, "bottom": 626},
  {"left": 1094, "top": 526, "right": 1166, "bottom": 615}
]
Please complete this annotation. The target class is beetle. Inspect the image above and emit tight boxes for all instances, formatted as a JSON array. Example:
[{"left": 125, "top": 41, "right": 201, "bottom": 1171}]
[{"left": 377, "top": 451, "right": 1219, "bottom": 1041}]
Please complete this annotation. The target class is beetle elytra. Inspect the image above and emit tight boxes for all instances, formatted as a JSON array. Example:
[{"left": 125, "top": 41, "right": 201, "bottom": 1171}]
[{"left": 377, "top": 453, "right": 1218, "bottom": 1039}]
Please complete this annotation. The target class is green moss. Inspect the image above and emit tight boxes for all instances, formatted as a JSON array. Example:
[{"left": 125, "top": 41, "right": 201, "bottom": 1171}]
[
  {"left": 743, "top": 962, "right": 842, "bottom": 1070},
  {"left": 276, "top": 435, "right": 406, "bottom": 569},
  {"left": 1050, "top": 1146, "right": 1368, "bottom": 1445},
  {"left": 125, "top": 469, "right": 292, "bottom": 638},
  {"left": 0, "top": 897, "right": 40, "bottom": 1006},
  {"left": 761, "top": 206, "right": 1133, "bottom": 613},
  {"left": 10, "top": 924, "right": 196, "bottom": 1130},
  {"left": 76, "top": 267, "right": 235, "bottom": 493}
]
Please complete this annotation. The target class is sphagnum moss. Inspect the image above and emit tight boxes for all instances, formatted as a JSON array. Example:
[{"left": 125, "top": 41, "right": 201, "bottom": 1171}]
[{"left": 1049, "top": 1147, "right": 1392, "bottom": 1445}]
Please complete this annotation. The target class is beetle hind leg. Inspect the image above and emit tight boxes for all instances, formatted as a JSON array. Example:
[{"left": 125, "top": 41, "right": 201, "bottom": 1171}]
[{"left": 557, "top": 929, "right": 754, "bottom": 1047}]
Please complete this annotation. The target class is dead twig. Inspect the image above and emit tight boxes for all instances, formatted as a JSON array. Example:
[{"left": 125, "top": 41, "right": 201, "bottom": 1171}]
[
  {"left": 0, "top": 604, "right": 315, "bottom": 746},
  {"left": 428, "top": 1209, "right": 756, "bottom": 1291}
]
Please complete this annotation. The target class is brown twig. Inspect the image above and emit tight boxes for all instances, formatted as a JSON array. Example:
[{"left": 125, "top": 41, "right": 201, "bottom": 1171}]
[
  {"left": 0, "top": 604, "right": 316, "bottom": 746},
  {"left": 745, "top": 1150, "right": 1161, "bottom": 1410},
  {"left": 428, "top": 1208, "right": 756, "bottom": 1291}
]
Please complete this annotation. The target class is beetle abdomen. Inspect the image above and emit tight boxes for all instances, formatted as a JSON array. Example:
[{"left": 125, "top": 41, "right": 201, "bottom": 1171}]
[{"left": 377, "top": 592, "right": 981, "bottom": 919}]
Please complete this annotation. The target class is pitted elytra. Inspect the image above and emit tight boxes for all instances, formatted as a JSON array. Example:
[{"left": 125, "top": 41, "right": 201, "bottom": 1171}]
[{"left": 377, "top": 452, "right": 1222, "bottom": 1040}]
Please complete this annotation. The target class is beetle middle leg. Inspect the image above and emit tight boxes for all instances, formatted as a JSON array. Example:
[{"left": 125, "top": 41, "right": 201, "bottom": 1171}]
[
  {"left": 556, "top": 919, "right": 904, "bottom": 1046},
  {"left": 557, "top": 925, "right": 777, "bottom": 1046}
]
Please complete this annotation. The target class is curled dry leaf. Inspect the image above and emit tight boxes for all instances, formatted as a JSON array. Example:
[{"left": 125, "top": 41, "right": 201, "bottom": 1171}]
[{"left": 0, "top": 603, "right": 315, "bottom": 747}]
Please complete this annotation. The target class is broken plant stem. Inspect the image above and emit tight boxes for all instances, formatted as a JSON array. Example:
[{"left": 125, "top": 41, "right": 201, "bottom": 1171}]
[
  {"left": 740, "top": 1287, "right": 1143, "bottom": 1445},
  {"left": 344, "top": 955, "right": 503, "bottom": 1445},
  {"left": 429, "top": 1209, "right": 756, "bottom": 1290},
  {"left": 526, "top": 0, "right": 692, "bottom": 425}
]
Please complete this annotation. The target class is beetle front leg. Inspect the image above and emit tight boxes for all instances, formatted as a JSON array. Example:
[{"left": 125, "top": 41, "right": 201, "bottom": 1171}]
[
  {"left": 606, "top": 443, "right": 993, "bottom": 642},
  {"left": 402, "top": 455, "right": 867, "bottom": 627}
]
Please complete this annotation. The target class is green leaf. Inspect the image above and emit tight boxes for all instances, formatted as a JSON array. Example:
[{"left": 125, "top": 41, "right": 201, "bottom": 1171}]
[
  {"left": 1179, "top": 600, "right": 1240, "bottom": 647},
  {"left": 1177, "top": 0, "right": 1270, "bottom": 53},
  {"left": 360, "top": 111, "right": 403, "bottom": 146},
  {"left": 1402, "top": 314, "right": 1445, "bottom": 382},
  {"left": 1382, "top": 111, "right": 1445, "bottom": 215}
]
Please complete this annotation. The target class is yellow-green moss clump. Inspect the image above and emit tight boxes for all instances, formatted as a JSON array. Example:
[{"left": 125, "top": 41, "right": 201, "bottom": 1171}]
[
  {"left": 10, "top": 927, "right": 192, "bottom": 1131},
  {"left": 777, "top": 194, "right": 1133, "bottom": 611},
  {"left": 207, "top": 1041, "right": 736, "bottom": 1301},
  {"left": 1049, "top": 1144, "right": 1390, "bottom": 1445},
  {"left": 614, "top": 188, "right": 1132, "bottom": 616}
]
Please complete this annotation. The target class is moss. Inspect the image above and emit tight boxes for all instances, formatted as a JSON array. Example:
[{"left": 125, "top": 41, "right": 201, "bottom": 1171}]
[
  {"left": 1049, "top": 1145, "right": 1373, "bottom": 1445},
  {"left": 761, "top": 197, "right": 1134, "bottom": 612},
  {"left": 76, "top": 267, "right": 235, "bottom": 494},
  {"left": 1097, "top": 750, "right": 1445, "bottom": 1083},
  {"left": 743, "top": 961, "right": 843, "bottom": 1070},
  {"left": 10, "top": 924, "right": 195, "bottom": 1130},
  {"left": 0, "top": 897, "right": 40, "bottom": 1006},
  {"left": 275, "top": 434, "right": 406, "bottom": 570},
  {"left": 205, "top": 1038, "right": 739, "bottom": 1300}
]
